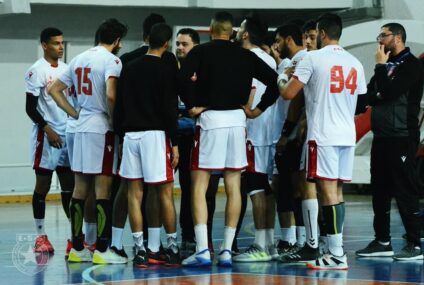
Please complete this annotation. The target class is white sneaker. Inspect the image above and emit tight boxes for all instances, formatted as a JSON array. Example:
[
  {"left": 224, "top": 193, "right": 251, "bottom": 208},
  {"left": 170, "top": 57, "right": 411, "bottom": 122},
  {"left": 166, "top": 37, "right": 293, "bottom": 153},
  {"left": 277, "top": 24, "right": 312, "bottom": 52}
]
[
  {"left": 181, "top": 249, "right": 211, "bottom": 267},
  {"left": 92, "top": 248, "right": 128, "bottom": 264},
  {"left": 306, "top": 253, "right": 348, "bottom": 270},
  {"left": 217, "top": 249, "right": 232, "bottom": 267},
  {"left": 233, "top": 244, "right": 272, "bottom": 262},
  {"left": 268, "top": 244, "right": 279, "bottom": 260},
  {"left": 67, "top": 248, "right": 92, "bottom": 263}
]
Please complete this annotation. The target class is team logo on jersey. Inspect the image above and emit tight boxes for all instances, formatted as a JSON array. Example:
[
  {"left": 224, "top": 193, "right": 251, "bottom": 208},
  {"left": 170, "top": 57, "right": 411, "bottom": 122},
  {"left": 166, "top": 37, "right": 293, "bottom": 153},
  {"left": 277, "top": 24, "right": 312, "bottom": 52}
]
[
  {"left": 107, "top": 145, "right": 113, "bottom": 152},
  {"left": 115, "top": 59, "right": 120, "bottom": 64},
  {"left": 309, "top": 146, "right": 315, "bottom": 152},
  {"left": 248, "top": 144, "right": 252, "bottom": 151},
  {"left": 190, "top": 72, "right": 197, "bottom": 82},
  {"left": 401, "top": 156, "right": 406, "bottom": 163},
  {"left": 12, "top": 234, "right": 51, "bottom": 276}
]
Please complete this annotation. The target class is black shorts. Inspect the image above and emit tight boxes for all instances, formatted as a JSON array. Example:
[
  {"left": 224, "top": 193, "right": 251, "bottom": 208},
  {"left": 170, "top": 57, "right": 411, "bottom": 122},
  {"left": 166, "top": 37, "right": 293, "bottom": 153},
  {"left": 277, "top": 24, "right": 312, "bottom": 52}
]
[{"left": 242, "top": 172, "right": 271, "bottom": 195}]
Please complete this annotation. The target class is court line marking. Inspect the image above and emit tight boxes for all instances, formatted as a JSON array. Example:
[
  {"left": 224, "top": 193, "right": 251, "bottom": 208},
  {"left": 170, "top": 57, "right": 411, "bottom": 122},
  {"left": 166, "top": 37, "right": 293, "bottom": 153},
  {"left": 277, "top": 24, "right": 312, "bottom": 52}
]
[{"left": 81, "top": 264, "right": 104, "bottom": 285}]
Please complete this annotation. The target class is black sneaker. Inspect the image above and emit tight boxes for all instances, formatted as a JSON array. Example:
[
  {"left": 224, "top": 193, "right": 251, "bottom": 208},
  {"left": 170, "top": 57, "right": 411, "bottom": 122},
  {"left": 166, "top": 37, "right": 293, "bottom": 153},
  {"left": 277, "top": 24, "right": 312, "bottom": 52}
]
[
  {"left": 355, "top": 240, "right": 394, "bottom": 257},
  {"left": 165, "top": 247, "right": 181, "bottom": 267},
  {"left": 279, "top": 244, "right": 319, "bottom": 263},
  {"left": 393, "top": 243, "right": 424, "bottom": 261},
  {"left": 147, "top": 247, "right": 167, "bottom": 265},
  {"left": 110, "top": 246, "right": 128, "bottom": 259},
  {"left": 277, "top": 240, "right": 296, "bottom": 255},
  {"left": 133, "top": 250, "right": 148, "bottom": 268},
  {"left": 180, "top": 241, "right": 196, "bottom": 258}
]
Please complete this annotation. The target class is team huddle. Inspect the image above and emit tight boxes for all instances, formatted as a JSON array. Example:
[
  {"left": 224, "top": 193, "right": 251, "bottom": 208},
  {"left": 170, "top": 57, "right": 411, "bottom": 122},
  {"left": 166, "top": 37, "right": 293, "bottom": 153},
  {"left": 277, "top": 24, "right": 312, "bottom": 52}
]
[{"left": 24, "top": 10, "right": 424, "bottom": 271}]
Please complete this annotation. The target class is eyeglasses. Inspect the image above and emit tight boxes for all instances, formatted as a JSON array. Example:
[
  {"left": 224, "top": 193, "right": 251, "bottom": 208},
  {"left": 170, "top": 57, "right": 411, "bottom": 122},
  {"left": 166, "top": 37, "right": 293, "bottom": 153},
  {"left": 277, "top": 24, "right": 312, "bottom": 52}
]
[{"left": 376, "top": 33, "right": 395, "bottom": 41}]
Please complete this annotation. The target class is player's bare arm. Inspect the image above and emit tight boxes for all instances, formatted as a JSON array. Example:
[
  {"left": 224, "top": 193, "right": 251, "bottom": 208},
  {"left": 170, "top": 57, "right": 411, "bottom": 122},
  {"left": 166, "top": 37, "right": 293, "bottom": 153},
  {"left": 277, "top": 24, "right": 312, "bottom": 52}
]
[
  {"left": 171, "top": 146, "right": 179, "bottom": 169},
  {"left": 279, "top": 77, "right": 304, "bottom": 100},
  {"left": 48, "top": 79, "right": 79, "bottom": 119},
  {"left": 188, "top": 106, "right": 207, "bottom": 118},
  {"left": 106, "top": 77, "right": 118, "bottom": 127}
]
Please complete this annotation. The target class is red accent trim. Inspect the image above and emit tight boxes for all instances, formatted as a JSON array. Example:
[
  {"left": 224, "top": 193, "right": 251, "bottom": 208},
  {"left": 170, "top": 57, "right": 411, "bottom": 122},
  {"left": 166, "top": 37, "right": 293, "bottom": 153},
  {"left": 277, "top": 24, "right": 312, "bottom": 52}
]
[
  {"left": 73, "top": 170, "right": 114, "bottom": 176},
  {"left": 245, "top": 140, "right": 256, "bottom": 173},
  {"left": 101, "top": 131, "right": 115, "bottom": 175},
  {"left": 191, "top": 126, "right": 201, "bottom": 170},
  {"left": 338, "top": 178, "right": 351, "bottom": 183},
  {"left": 251, "top": 86, "right": 256, "bottom": 90},
  {"left": 121, "top": 177, "right": 144, "bottom": 181},
  {"left": 307, "top": 140, "right": 317, "bottom": 180},
  {"left": 50, "top": 63, "right": 58, "bottom": 68},
  {"left": 223, "top": 166, "right": 247, "bottom": 170},
  {"left": 355, "top": 107, "right": 371, "bottom": 142},
  {"left": 26, "top": 92, "right": 35, "bottom": 97},
  {"left": 144, "top": 179, "right": 174, "bottom": 185},
  {"left": 292, "top": 75, "right": 300, "bottom": 81},
  {"left": 314, "top": 175, "right": 339, "bottom": 181},
  {"left": 165, "top": 136, "right": 174, "bottom": 182},
  {"left": 416, "top": 145, "right": 424, "bottom": 158},
  {"left": 33, "top": 128, "right": 44, "bottom": 169}
]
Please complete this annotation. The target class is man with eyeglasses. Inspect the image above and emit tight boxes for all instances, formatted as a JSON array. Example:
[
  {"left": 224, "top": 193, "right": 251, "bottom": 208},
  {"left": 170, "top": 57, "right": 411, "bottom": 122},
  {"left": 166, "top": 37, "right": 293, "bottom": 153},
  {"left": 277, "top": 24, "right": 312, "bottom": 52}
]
[{"left": 356, "top": 23, "right": 424, "bottom": 260}]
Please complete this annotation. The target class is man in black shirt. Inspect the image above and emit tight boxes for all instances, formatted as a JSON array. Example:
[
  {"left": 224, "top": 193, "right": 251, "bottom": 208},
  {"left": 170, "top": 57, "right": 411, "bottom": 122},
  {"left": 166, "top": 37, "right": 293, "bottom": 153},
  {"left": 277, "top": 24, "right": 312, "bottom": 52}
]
[
  {"left": 115, "top": 23, "right": 180, "bottom": 267},
  {"left": 356, "top": 23, "right": 424, "bottom": 260},
  {"left": 179, "top": 11, "right": 278, "bottom": 267}
]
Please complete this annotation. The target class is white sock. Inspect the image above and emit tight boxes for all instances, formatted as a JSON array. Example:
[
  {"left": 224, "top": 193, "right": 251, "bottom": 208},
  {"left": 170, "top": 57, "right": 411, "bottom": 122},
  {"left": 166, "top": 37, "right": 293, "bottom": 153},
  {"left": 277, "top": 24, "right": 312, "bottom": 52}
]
[
  {"left": 35, "top": 219, "right": 45, "bottom": 235},
  {"left": 148, "top": 227, "right": 161, "bottom": 252},
  {"left": 296, "top": 226, "right": 306, "bottom": 247},
  {"left": 111, "top": 226, "right": 124, "bottom": 250},
  {"left": 378, "top": 240, "right": 390, "bottom": 246},
  {"left": 254, "top": 229, "right": 266, "bottom": 249},
  {"left": 194, "top": 224, "right": 208, "bottom": 252},
  {"left": 132, "top": 231, "right": 145, "bottom": 251},
  {"left": 221, "top": 226, "right": 236, "bottom": 251},
  {"left": 302, "top": 199, "right": 319, "bottom": 248},
  {"left": 167, "top": 232, "right": 178, "bottom": 252},
  {"left": 265, "top": 228, "right": 274, "bottom": 247},
  {"left": 84, "top": 222, "right": 97, "bottom": 246},
  {"left": 328, "top": 233, "right": 344, "bottom": 256},
  {"left": 281, "top": 227, "right": 296, "bottom": 245}
]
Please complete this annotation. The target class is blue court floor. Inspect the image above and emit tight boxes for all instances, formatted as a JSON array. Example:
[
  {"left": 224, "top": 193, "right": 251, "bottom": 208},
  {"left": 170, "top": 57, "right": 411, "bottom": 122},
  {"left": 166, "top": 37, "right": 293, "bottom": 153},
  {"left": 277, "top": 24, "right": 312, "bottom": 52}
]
[{"left": 0, "top": 192, "right": 423, "bottom": 285}]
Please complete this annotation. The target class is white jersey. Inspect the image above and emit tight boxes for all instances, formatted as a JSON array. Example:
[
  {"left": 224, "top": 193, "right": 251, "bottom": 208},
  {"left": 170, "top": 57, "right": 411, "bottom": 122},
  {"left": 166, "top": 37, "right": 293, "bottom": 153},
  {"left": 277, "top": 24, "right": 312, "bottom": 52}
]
[
  {"left": 59, "top": 46, "right": 122, "bottom": 134},
  {"left": 247, "top": 47, "right": 277, "bottom": 146},
  {"left": 65, "top": 86, "right": 79, "bottom": 133},
  {"left": 25, "top": 58, "right": 68, "bottom": 135},
  {"left": 294, "top": 45, "right": 367, "bottom": 146}
]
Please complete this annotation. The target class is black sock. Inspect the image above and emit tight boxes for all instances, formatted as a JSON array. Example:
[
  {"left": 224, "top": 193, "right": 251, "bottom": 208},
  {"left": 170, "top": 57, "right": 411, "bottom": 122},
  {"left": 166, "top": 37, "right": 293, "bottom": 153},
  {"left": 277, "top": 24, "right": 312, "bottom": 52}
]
[
  {"left": 32, "top": 192, "right": 47, "bottom": 219},
  {"left": 322, "top": 204, "right": 344, "bottom": 235},
  {"left": 294, "top": 198, "right": 304, "bottom": 226},
  {"left": 96, "top": 199, "right": 111, "bottom": 252},
  {"left": 61, "top": 190, "right": 73, "bottom": 219},
  {"left": 70, "top": 198, "right": 85, "bottom": 251}
]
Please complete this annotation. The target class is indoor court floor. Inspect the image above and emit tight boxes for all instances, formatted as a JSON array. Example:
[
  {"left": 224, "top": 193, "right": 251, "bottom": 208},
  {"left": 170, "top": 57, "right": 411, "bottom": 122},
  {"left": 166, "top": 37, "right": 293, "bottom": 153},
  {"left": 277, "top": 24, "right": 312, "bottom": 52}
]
[{"left": 0, "top": 192, "right": 423, "bottom": 285}]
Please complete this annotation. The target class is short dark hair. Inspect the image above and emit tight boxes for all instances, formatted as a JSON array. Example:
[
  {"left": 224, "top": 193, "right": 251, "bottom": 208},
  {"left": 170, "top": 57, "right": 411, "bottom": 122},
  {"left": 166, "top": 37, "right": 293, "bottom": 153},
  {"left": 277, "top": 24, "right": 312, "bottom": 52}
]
[
  {"left": 96, "top": 18, "right": 128, "bottom": 45},
  {"left": 177, "top": 28, "right": 200, "bottom": 44},
  {"left": 275, "top": 24, "right": 303, "bottom": 46},
  {"left": 382, "top": 22, "right": 406, "bottom": 43},
  {"left": 149, "top": 23, "right": 173, "bottom": 49},
  {"left": 244, "top": 14, "right": 268, "bottom": 46},
  {"left": 316, "top": 13, "right": 342, "bottom": 40},
  {"left": 302, "top": 20, "right": 317, "bottom": 33},
  {"left": 143, "top": 13, "right": 166, "bottom": 40},
  {"left": 263, "top": 30, "right": 276, "bottom": 47},
  {"left": 213, "top": 11, "right": 234, "bottom": 25},
  {"left": 40, "top": 27, "right": 63, "bottom": 43}
]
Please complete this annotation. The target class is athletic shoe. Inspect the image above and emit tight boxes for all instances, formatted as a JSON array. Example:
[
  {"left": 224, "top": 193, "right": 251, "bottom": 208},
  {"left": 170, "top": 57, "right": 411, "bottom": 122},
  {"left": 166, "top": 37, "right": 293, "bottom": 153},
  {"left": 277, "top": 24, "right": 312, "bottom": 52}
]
[
  {"left": 393, "top": 243, "right": 424, "bottom": 261},
  {"left": 180, "top": 241, "right": 196, "bottom": 258},
  {"left": 277, "top": 240, "right": 294, "bottom": 255},
  {"left": 268, "top": 244, "right": 279, "bottom": 260},
  {"left": 182, "top": 249, "right": 212, "bottom": 267},
  {"left": 84, "top": 242, "right": 96, "bottom": 253},
  {"left": 110, "top": 246, "right": 128, "bottom": 259},
  {"left": 279, "top": 244, "right": 319, "bottom": 263},
  {"left": 65, "top": 239, "right": 72, "bottom": 259},
  {"left": 319, "top": 236, "right": 328, "bottom": 255},
  {"left": 67, "top": 247, "right": 92, "bottom": 263},
  {"left": 92, "top": 247, "right": 128, "bottom": 264},
  {"left": 217, "top": 249, "right": 232, "bottom": 267},
  {"left": 306, "top": 253, "right": 348, "bottom": 270},
  {"left": 147, "top": 247, "right": 167, "bottom": 265},
  {"left": 164, "top": 247, "right": 182, "bottom": 267},
  {"left": 355, "top": 240, "right": 394, "bottom": 257},
  {"left": 133, "top": 250, "right": 148, "bottom": 268},
  {"left": 34, "top": 235, "right": 54, "bottom": 253},
  {"left": 233, "top": 244, "right": 272, "bottom": 262}
]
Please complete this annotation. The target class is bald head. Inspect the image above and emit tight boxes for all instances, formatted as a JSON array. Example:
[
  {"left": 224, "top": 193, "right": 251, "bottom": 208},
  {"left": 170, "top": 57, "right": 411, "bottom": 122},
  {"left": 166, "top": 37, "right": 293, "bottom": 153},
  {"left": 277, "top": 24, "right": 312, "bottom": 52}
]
[{"left": 210, "top": 11, "right": 234, "bottom": 39}]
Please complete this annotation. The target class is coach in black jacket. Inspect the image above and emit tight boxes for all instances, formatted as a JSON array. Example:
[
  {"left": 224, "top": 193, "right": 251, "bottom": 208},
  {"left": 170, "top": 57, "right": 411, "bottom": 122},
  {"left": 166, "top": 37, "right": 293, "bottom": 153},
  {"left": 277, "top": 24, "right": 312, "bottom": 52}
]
[{"left": 356, "top": 23, "right": 424, "bottom": 260}]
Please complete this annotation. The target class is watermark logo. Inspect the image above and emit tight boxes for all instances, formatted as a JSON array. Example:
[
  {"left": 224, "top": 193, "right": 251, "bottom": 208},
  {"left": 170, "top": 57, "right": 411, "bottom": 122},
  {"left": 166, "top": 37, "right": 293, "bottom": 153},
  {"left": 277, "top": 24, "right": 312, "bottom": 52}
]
[{"left": 12, "top": 234, "right": 51, "bottom": 275}]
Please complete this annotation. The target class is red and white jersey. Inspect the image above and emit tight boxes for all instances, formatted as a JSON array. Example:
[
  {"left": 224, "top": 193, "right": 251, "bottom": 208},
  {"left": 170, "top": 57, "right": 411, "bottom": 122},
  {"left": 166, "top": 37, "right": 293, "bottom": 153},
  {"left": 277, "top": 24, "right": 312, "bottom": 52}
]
[
  {"left": 247, "top": 47, "right": 277, "bottom": 146},
  {"left": 65, "top": 86, "right": 79, "bottom": 133},
  {"left": 25, "top": 58, "right": 68, "bottom": 135},
  {"left": 294, "top": 45, "right": 367, "bottom": 146},
  {"left": 59, "top": 46, "right": 122, "bottom": 134}
]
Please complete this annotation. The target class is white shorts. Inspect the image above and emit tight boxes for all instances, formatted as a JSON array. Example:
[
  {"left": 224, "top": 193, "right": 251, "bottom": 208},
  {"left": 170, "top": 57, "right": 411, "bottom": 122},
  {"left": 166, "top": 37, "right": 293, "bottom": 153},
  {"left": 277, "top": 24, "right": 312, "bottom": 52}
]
[
  {"left": 119, "top": 131, "right": 174, "bottom": 184},
  {"left": 65, "top": 132, "right": 75, "bottom": 168},
  {"left": 246, "top": 141, "right": 272, "bottom": 174},
  {"left": 31, "top": 126, "right": 69, "bottom": 172},
  {"left": 191, "top": 126, "right": 247, "bottom": 170},
  {"left": 72, "top": 131, "right": 118, "bottom": 175},
  {"left": 306, "top": 140, "right": 354, "bottom": 182}
]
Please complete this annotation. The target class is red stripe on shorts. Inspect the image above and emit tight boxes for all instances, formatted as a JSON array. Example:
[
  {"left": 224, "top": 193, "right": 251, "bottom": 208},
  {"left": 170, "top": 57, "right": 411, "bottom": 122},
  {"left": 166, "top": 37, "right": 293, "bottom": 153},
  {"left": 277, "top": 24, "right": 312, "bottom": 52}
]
[
  {"left": 101, "top": 131, "right": 115, "bottom": 175},
  {"left": 165, "top": 136, "right": 174, "bottom": 182},
  {"left": 307, "top": 140, "right": 318, "bottom": 180},
  {"left": 245, "top": 140, "right": 255, "bottom": 173},
  {"left": 33, "top": 128, "right": 44, "bottom": 169},
  {"left": 191, "top": 126, "right": 201, "bottom": 170}
]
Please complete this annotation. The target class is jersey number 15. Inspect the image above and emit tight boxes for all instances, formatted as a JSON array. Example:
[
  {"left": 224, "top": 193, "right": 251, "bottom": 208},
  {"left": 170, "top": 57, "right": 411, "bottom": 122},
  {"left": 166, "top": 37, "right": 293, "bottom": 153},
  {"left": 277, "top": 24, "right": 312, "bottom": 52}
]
[
  {"left": 330, "top": 65, "right": 357, "bottom": 95},
  {"left": 75, "top": 67, "right": 93, "bottom": 96}
]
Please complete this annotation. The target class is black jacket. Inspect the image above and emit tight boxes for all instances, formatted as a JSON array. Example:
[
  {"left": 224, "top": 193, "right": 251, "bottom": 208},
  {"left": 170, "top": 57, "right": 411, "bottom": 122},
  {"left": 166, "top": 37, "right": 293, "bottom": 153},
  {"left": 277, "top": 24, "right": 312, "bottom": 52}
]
[{"left": 367, "top": 48, "right": 424, "bottom": 138}]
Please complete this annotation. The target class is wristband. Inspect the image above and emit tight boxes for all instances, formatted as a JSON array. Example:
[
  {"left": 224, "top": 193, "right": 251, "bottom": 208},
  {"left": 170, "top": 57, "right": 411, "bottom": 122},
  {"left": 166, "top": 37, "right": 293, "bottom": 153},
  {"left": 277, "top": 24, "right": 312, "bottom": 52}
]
[{"left": 277, "top": 73, "right": 289, "bottom": 88}]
